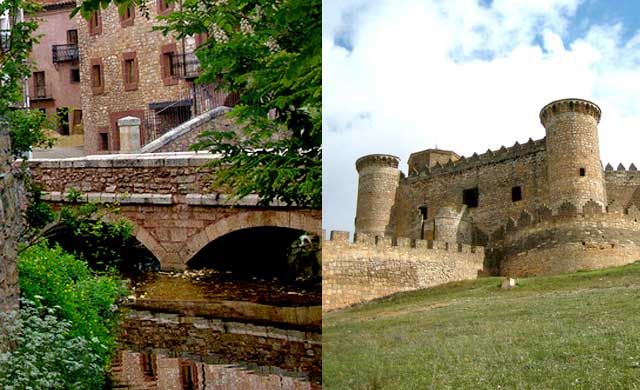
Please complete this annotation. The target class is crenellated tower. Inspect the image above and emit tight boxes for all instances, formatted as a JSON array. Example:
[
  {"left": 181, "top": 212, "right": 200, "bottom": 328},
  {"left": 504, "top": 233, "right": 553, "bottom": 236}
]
[
  {"left": 540, "top": 98, "right": 607, "bottom": 210},
  {"left": 354, "top": 154, "right": 400, "bottom": 236}
]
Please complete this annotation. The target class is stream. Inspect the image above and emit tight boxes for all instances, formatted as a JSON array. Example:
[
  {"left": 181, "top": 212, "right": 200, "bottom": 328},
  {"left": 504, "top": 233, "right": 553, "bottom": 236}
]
[{"left": 108, "top": 270, "right": 322, "bottom": 389}]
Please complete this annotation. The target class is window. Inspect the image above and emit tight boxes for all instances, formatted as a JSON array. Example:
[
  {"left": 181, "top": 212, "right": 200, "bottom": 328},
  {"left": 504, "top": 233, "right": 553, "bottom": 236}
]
[
  {"left": 120, "top": 5, "right": 134, "bottom": 27},
  {"left": 88, "top": 11, "right": 101, "bottom": 36},
  {"left": 122, "top": 52, "right": 139, "bottom": 91},
  {"left": 70, "top": 68, "right": 80, "bottom": 83},
  {"left": 67, "top": 29, "right": 78, "bottom": 45},
  {"left": 56, "top": 107, "right": 69, "bottom": 135},
  {"left": 418, "top": 205, "right": 428, "bottom": 220},
  {"left": 71, "top": 109, "right": 82, "bottom": 130},
  {"left": 90, "top": 59, "right": 104, "bottom": 94},
  {"left": 33, "top": 71, "right": 46, "bottom": 98},
  {"left": 463, "top": 187, "right": 479, "bottom": 208},
  {"left": 160, "top": 43, "right": 178, "bottom": 86},
  {"left": 579, "top": 167, "right": 586, "bottom": 177},
  {"left": 99, "top": 132, "right": 109, "bottom": 151},
  {"left": 157, "top": 0, "right": 173, "bottom": 15},
  {"left": 512, "top": 186, "right": 522, "bottom": 202},
  {"left": 179, "top": 362, "right": 197, "bottom": 389}
]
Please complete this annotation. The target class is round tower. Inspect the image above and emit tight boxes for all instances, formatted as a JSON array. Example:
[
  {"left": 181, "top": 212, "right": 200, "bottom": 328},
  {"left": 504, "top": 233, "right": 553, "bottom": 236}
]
[
  {"left": 355, "top": 154, "right": 401, "bottom": 236},
  {"left": 540, "top": 98, "right": 607, "bottom": 210}
]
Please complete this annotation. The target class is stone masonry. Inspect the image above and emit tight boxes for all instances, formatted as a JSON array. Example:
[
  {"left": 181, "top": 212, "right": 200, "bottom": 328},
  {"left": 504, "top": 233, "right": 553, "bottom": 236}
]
[
  {"left": 328, "top": 98, "right": 640, "bottom": 310},
  {"left": 77, "top": 0, "right": 193, "bottom": 154},
  {"left": 28, "top": 153, "right": 321, "bottom": 270},
  {"left": 323, "top": 231, "right": 483, "bottom": 311},
  {"left": 0, "top": 129, "right": 23, "bottom": 313}
]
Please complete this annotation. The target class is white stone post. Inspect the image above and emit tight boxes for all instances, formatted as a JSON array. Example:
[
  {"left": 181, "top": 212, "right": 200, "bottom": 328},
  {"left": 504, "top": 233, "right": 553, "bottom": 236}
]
[{"left": 117, "top": 116, "right": 141, "bottom": 153}]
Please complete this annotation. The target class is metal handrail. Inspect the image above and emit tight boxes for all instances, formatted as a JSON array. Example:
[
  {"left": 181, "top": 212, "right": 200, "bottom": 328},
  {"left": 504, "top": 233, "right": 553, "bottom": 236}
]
[{"left": 52, "top": 43, "right": 79, "bottom": 63}]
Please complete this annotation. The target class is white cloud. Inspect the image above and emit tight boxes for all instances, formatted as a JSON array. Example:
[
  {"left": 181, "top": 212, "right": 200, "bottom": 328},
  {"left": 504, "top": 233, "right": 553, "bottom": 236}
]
[{"left": 323, "top": 0, "right": 640, "bottom": 234}]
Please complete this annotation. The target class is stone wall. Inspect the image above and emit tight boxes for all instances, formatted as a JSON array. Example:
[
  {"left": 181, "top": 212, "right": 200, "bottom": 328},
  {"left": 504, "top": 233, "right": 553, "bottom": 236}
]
[
  {"left": 0, "top": 130, "right": 23, "bottom": 313},
  {"left": 119, "top": 310, "right": 321, "bottom": 383},
  {"left": 495, "top": 201, "right": 640, "bottom": 276},
  {"left": 355, "top": 154, "right": 401, "bottom": 236},
  {"left": 394, "top": 139, "right": 548, "bottom": 241},
  {"left": 28, "top": 153, "right": 217, "bottom": 195},
  {"left": 140, "top": 106, "right": 236, "bottom": 153},
  {"left": 605, "top": 167, "right": 640, "bottom": 210},
  {"left": 322, "top": 231, "right": 484, "bottom": 311}
]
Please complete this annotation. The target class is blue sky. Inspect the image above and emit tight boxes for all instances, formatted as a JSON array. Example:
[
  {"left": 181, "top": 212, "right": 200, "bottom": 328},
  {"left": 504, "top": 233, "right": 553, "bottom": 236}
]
[{"left": 323, "top": 0, "right": 640, "bottom": 234}]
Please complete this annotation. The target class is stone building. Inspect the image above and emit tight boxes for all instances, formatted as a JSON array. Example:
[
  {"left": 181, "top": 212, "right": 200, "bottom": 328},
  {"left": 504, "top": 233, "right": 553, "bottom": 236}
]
[
  {"left": 28, "top": 0, "right": 84, "bottom": 155},
  {"left": 77, "top": 1, "right": 235, "bottom": 154},
  {"left": 324, "top": 98, "right": 640, "bottom": 310},
  {"left": 354, "top": 98, "right": 640, "bottom": 276}
]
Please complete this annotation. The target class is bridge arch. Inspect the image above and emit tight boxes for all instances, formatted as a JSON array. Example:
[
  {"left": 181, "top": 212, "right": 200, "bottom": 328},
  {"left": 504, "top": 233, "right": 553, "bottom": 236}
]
[{"left": 180, "top": 210, "right": 321, "bottom": 269}]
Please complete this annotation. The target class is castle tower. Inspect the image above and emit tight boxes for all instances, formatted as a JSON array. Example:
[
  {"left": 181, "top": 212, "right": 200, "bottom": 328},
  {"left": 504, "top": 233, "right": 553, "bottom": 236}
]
[
  {"left": 540, "top": 98, "right": 607, "bottom": 210},
  {"left": 355, "top": 154, "right": 401, "bottom": 236}
]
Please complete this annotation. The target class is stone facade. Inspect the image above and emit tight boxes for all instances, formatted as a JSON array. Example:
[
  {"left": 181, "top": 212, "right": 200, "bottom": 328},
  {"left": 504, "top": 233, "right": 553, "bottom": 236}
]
[
  {"left": 323, "top": 231, "right": 483, "bottom": 311},
  {"left": 0, "top": 129, "right": 23, "bottom": 313},
  {"left": 77, "top": 0, "right": 193, "bottom": 154},
  {"left": 28, "top": 153, "right": 321, "bottom": 270},
  {"left": 340, "top": 98, "right": 640, "bottom": 308}
]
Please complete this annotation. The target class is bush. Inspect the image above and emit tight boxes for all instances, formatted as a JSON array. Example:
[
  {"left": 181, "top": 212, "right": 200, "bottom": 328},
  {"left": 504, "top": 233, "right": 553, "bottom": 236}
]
[
  {"left": 18, "top": 242, "right": 127, "bottom": 368},
  {"left": 0, "top": 299, "right": 106, "bottom": 389}
]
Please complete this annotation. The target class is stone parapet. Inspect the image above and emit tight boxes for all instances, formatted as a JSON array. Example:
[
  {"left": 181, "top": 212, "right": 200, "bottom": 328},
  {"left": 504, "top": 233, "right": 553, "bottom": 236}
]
[
  {"left": 405, "top": 138, "right": 546, "bottom": 179},
  {"left": 323, "top": 231, "right": 484, "bottom": 311}
]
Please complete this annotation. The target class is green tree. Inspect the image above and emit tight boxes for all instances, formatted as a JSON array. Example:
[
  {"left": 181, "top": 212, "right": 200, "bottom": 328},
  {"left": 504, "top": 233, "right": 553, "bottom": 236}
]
[
  {"left": 0, "top": 0, "right": 55, "bottom": 156},
  {"left": 75, "top": 0, "right": 321, "bottom": 208}
]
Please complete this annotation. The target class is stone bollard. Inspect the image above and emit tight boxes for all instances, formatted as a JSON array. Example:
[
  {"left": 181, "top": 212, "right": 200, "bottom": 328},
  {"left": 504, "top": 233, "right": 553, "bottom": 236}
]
[
  {"left": 118, "top": 116, "right": 141, "bottom": 153},
  {"left": 501, "top": 277, "right": 517, "bottom": 289}
]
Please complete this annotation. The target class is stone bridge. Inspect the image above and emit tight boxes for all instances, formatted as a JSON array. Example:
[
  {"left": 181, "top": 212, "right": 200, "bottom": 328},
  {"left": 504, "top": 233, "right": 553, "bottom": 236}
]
[{"left": 28, "top": 152, "right": 321, "bottom": 270}]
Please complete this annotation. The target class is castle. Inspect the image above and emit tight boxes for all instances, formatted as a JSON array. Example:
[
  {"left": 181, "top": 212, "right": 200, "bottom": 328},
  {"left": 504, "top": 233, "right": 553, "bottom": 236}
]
[{"left": 323, "top": 98, "right": 640, "bottom": 310}]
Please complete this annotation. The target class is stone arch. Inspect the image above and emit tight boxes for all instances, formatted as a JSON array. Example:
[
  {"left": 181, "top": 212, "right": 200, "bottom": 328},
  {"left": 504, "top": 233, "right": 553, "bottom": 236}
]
[
  {"left": 179, "top": 210, "right": 321, "bottom": 268},
  {"left": 99, "top": 212, "right": 165, "bottom": 267}
]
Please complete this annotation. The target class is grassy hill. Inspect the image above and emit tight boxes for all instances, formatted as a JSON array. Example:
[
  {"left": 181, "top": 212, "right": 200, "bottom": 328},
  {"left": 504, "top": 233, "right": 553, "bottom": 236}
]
[{"left": 323, "top": 263, "right": 640, "bottom": 389}]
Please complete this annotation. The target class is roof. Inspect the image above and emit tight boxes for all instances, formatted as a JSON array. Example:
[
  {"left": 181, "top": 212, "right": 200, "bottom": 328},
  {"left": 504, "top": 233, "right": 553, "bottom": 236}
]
[{"left": 36, "top": 0, "right": 76, "bottom": 10}]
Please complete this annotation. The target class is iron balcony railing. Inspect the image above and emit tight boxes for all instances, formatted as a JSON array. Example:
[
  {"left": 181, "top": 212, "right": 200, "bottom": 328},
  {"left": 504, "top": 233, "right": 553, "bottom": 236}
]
[
  {"left": 30, "top": 82, "right": 53, "bottom": 101},
  {"left": 52, "top": 43, "right": 79, "bottom": 63},
  {"left": 0, "top": 29, "right": 9, "bottom": 52},
  {"left": 172, "top": 52, "right": 200, "bottom": 79}
]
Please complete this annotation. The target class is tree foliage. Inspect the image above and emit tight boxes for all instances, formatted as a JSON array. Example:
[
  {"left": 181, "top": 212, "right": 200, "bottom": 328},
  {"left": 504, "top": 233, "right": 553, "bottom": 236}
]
[
  {"left": 0, "top": 0, "right": 55, "bottom": 157},
  {"left": 75, "top": 0, "right": 321, "bottom": 208}
]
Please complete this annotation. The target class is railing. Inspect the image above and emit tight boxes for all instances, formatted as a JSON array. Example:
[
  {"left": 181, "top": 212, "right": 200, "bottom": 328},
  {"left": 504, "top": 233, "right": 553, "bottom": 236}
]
[
  {"left": 30, "top": 82, "right": 53, "bottom": 100},
  {"left": 172, "top": 52, "right": 200, "bottom": 79},
  {"left": 0, "top": 29, "right": 9, "bottom": 52},
  {"left": 52, "top": 44, "right": 79, "bottom": 63}
]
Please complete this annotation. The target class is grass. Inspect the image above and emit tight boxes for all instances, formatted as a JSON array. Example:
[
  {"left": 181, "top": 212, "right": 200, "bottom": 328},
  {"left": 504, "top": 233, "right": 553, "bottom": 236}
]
[{"left": 323, "top": 262, "right": 640, "bottom": 389}]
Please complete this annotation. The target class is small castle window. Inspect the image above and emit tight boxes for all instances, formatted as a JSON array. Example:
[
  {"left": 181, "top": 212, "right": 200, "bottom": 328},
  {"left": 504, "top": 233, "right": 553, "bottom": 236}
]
[
  {"left": 512, "top": 186, "right": 522, "bottom": 202},
  {"left": 463, "top": 187, "right": 479, "bottom": 208},
  {"left": 418, "top": 205, "right": 428, "bottom": 220},
  {"left": 579, "top": 167, "right": 586, "bottom": 177}
]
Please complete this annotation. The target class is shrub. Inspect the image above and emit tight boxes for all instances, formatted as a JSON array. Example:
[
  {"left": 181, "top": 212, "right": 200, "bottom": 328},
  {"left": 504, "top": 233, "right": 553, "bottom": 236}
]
[
  {"left": 0, "top": 299, "right": 106, "bottom": 389},
  {"left": 18, "top": 242, "right": 127, "bottom": 365}
]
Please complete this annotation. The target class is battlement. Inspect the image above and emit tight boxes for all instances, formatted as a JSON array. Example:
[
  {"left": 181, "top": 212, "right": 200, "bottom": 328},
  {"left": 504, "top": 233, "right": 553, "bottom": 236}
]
[
  {"left": 325, "top": 230, "right": 484, "bottom": 256},
  {"left": 490, "top": 199, "right": 639, "bottom": 242},
  {"left": 355, "top": 154, "right": 400, "bottom": 172},
  {"left": 407, "top": 137, "right": 545, "bottom": 178},
  {"left": 539, "top": 98, "right": 601, "bottom": 126},
  {"left": 605, "top": 163, "right": 639, "bottom": 172}
]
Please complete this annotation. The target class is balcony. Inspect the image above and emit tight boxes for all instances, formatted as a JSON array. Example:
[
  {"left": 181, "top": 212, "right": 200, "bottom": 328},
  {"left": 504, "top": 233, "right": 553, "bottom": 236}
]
[
  {"left": 52, "top": 44, "right": 79, "bottom": 63},
  {"left": 1, "top": 29, "right": 9, "bottom": 52},
  {"left": 172, "top": 52, "right": 200, "bottom": 79},
  {"left": 30, "top": 83, "right": 53, "bottom": 101}
]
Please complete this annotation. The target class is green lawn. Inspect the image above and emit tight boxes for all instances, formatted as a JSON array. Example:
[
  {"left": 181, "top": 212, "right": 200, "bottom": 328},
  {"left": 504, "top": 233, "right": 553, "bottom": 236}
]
[{"left": 323, "top": 263, "right": 640, "bottom": 389}]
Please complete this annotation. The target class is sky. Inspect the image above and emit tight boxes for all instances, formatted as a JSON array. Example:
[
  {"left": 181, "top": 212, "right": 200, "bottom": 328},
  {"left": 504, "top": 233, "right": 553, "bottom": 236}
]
[{"left": 323, "top": 0, "right": 640, "bottom": 234}]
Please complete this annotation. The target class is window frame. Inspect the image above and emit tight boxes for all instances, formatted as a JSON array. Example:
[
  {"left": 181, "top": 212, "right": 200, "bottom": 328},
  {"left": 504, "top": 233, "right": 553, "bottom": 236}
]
[
  {"left": 119, "top": 5, "right": 135, "bottom": 27},
  {"left": 88, "top": 10, "right": 102, "bottom": 36},
  {"left": 90, "top": 58, "right": 104, "bottom": 95},
  {"left": 122, "top": 52, "right": 139, "bottom": 91},
  {"left": 160, "top": 43, "right": 178, "bottom": 86}
]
